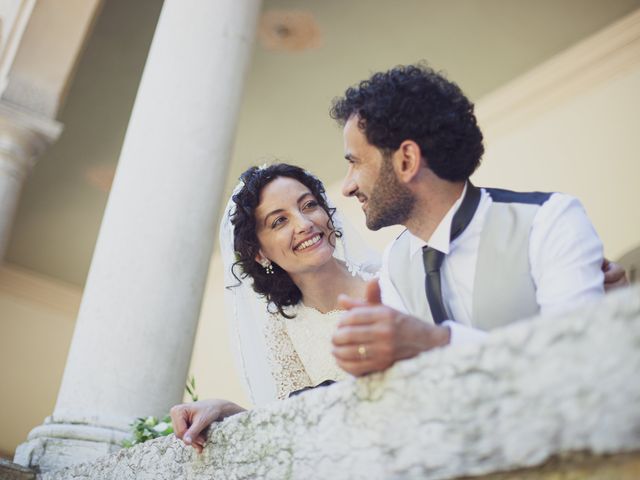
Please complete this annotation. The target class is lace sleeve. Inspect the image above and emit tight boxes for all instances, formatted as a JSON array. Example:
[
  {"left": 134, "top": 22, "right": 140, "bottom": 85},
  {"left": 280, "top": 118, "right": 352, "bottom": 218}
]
[{"left": 263, "top": 314, "right": 313, "bottom": 400}]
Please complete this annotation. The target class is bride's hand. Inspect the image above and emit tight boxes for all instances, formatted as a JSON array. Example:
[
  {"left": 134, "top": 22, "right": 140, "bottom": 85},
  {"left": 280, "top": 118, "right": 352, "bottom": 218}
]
[{"left": 170, "top": 399, "right": 246, "bottom": 453}]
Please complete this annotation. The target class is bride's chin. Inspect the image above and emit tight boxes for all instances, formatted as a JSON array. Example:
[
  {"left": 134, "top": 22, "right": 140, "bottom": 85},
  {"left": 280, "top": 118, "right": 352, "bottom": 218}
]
[
  {"left": 302, "top": 248, "right": 336, "bottom": 268},
  {"left": 319, "top": 248, "right": 339, "bottom": 265}
]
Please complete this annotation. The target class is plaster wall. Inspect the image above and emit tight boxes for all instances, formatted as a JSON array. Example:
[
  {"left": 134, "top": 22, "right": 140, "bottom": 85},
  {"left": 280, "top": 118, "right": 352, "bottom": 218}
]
[
  {"left": 0, "top": 266, "right": 80, "bottom": 457},
  {"left": 474, "top": 63, "right": 640, "bottom": 260}
]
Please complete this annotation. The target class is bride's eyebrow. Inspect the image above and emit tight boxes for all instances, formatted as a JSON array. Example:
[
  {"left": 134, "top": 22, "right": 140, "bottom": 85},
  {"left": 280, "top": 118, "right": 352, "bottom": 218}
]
[
  {"left": 262, "top": 192, "right": 314, "bottom": 226},
  {"left": 263, "top": 208, "right": 284, "bottom": 226},
  {"left": 297, "top": 192, "right": 314, "bottom": 204}
]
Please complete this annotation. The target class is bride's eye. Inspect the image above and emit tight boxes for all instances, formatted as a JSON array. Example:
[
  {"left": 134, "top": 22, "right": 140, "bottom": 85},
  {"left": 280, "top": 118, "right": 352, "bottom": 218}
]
[
  {"left": 303, "top": 200, "right": 319, "bottom": 210},
  {"left": 271, "top": 216, "right": 286, "bottom": 228}
]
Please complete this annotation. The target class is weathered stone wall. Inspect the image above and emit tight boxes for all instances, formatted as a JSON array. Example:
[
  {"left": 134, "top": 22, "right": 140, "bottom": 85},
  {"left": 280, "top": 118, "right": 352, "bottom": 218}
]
[{"left": 40, "top": 286, "right": 640, "bottom": 480}]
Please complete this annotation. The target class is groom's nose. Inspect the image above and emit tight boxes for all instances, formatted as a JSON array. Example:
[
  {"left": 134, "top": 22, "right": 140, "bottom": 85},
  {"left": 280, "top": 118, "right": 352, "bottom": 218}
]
[{"left": 342, "top": 174, "right": 357, "bottom": 198}]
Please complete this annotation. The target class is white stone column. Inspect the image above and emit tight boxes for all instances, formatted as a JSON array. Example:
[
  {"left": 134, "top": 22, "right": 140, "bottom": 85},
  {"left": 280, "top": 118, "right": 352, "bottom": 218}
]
[
  {"left": 15, "top": 0, "right": 262, "bottom": 472},
  {"left": 0, "top": 102, "right": 61, "bottom": 260}
]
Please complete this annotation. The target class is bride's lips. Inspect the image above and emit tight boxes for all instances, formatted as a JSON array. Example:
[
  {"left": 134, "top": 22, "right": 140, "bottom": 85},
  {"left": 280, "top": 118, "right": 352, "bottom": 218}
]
[{"left": 293, "top": 232, "right": 324, "bottom": 253}]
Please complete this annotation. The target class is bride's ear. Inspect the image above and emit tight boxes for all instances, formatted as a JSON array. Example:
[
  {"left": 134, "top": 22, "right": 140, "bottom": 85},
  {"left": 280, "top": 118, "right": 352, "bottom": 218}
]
[{"left": 255, "top": 250, "right": 268, "bottom": 266}]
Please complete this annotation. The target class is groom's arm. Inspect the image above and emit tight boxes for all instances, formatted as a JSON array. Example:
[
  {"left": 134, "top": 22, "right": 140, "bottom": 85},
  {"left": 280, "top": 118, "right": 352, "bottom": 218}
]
[{"left": 530, "top": 193, "right": 604, "bottom": 314}]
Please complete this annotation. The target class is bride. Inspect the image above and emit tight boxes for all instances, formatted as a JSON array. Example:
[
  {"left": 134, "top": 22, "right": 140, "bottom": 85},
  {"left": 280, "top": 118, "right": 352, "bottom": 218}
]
[{"left": 170, "top": 163, "right": 379, "bottom": 452}]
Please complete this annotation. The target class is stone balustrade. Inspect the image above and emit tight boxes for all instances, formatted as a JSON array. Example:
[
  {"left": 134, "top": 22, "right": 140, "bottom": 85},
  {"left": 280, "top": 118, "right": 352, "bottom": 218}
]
[{"left": 38, "top": 286, "right": 640, "bottom": 479}]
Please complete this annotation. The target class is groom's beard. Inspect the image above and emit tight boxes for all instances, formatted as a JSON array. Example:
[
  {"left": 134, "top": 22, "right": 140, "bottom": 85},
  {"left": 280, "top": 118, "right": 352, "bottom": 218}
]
[{"left": 365, "top": 158, "right": 415, "bottom": 231}]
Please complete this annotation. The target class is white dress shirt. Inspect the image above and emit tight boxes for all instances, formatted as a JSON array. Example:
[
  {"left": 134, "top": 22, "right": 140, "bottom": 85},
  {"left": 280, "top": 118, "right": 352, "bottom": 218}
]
[{"left": 379, "top": 184, "right": 605, "bottom": 345}]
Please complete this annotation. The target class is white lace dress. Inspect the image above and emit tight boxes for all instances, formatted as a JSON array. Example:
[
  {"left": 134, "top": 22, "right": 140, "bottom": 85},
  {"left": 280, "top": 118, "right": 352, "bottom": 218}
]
[{"left": 264, "top": 306, "right": 349, "bottom": 400}]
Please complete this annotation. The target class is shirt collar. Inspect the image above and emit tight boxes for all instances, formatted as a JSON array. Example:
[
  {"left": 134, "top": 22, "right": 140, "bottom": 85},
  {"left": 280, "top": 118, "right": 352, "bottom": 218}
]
[{"left": 408, "top": 182, "right": 468, "bottom": 257}]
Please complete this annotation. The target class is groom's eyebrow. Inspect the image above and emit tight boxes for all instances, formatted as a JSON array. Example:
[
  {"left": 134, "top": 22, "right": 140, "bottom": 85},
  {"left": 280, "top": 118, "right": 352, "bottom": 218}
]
[{"left": 263, "top": 192, "right": 313, "bottom": 226}]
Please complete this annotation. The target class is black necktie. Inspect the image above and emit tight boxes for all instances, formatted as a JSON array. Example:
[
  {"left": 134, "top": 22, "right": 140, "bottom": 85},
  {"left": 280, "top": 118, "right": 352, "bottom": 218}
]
[{"left": 422, "top": 183, "right": 481, "bottom": 324}]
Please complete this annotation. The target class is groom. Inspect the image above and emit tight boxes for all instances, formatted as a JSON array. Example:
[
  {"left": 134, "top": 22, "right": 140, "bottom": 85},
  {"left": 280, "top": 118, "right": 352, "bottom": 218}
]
[{"left": 330, "top": 64, "right": 624, "bottom": 376}]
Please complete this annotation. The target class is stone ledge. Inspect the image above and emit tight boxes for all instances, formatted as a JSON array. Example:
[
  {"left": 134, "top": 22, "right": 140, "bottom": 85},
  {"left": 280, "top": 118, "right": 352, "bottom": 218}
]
[{"left": 40, "top": 286, "right": 640, "bottom": 479}]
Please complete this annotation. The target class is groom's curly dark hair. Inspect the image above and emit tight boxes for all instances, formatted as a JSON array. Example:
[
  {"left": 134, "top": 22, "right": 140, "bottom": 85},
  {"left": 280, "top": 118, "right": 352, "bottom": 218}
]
[
  {"left": 330, "top": 63, "right": 484, "bottom": 181},
  {"left": 229, "top": 163, "right": 341, "bottom": 319}
]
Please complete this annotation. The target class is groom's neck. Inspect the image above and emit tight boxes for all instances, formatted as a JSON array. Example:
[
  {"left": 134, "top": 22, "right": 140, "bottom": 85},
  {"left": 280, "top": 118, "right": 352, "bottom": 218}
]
[{"left": 404, "top": 176, "right": 466, "bottom": 244}]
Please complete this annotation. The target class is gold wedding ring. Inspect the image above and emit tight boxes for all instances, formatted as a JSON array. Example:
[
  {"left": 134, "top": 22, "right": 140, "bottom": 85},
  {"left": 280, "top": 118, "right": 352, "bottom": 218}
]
[{"left": 357, "top": 344, "right": 367, "bottom": 360}]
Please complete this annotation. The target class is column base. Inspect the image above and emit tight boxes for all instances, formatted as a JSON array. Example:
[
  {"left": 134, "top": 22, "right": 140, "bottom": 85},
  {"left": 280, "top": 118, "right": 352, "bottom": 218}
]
[
  {"left": 0, "top": 459, "right": 36, "bottom": 480},
  {"left": 14, "top": 418, "right": 128, "bottom": 473}
]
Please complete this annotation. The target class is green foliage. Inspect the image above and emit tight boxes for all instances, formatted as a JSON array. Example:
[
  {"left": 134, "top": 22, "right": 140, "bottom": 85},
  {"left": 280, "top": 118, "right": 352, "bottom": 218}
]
[
  {"left": 122, "top": 375, "right": 200, "bottom": 448},
  {"left": 121, "top": 415, "right": 173, "bottom": 448},
  {"left": 185, "top": 375, "right": 199, "bottom": 402}
]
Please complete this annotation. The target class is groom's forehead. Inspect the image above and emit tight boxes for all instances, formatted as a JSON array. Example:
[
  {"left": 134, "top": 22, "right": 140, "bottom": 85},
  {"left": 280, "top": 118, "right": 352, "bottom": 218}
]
[{"left": 343, "top": 116, "right": 373, "bottom": 150}]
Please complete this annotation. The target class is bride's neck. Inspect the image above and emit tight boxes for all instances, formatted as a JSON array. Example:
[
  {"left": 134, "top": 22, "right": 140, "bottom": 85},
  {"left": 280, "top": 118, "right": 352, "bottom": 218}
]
[{"left": 289, "top": 258, "right": 365, "bottom": 313}]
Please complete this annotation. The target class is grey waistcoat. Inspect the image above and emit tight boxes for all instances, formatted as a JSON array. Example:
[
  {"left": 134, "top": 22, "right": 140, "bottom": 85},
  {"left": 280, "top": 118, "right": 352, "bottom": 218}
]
[{"left": 387, "top": 188, "right": 552, "bottom": 331}]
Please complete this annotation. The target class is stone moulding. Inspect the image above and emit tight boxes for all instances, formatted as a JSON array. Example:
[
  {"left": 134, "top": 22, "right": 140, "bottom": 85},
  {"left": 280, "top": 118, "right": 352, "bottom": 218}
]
[{"left": 40, "top": 286, "right": 640, "bottom": 480}]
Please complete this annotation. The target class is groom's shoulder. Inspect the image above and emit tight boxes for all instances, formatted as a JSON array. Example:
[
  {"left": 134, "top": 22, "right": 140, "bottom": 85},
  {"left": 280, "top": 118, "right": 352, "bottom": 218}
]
[
  {"left": 483, "top": 187, "right": 554, "bottom": 206},
  {"left": 386, "top": 228, "right": 411, "bottom": 257},
  {"left": 392, "top": 228, "right": 410, "bottom": 245},
  {"left": 381, "top": 230, "right": 412, "bottom": 276}
]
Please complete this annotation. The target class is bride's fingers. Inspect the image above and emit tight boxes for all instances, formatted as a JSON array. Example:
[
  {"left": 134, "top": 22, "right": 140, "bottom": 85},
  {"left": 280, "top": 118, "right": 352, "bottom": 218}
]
[
  {"left": 192, "top": 434, "right": 207, "bottom": 454},
  {"left": 169, "top": 404, "right": 190, "bottom": 440}
]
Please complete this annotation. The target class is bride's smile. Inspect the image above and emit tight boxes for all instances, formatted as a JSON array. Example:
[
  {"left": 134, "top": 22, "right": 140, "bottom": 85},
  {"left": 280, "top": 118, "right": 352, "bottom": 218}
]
[{"left": 294, "top": 232, "right": 323, "bottom": 251}]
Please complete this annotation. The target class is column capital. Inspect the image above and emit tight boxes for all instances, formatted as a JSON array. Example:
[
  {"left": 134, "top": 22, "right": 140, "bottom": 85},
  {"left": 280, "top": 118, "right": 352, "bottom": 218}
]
[{"left": 0, "top": 100, "right": 62, "bottom": 179}]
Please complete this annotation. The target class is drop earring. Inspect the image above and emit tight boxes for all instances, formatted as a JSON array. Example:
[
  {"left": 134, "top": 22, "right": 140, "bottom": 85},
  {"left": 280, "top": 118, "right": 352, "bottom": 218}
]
[{"left": 262, "top": 260, "right": 274, "bottom": 274}]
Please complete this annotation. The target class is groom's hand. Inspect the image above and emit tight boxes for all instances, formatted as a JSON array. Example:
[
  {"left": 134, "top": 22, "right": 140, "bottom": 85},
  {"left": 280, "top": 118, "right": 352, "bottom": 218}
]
[
  {"left": 331, "top": 279, "right": 450, "bottom": 376},
  {"left": 602, "top": 258, "right": 628, "bottom": 292}
]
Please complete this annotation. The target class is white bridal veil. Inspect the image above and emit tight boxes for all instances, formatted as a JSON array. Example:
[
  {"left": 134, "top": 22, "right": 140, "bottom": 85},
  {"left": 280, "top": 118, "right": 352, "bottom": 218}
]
[{"left": 219, "top": 175, "right": 379, "bottom": 406}]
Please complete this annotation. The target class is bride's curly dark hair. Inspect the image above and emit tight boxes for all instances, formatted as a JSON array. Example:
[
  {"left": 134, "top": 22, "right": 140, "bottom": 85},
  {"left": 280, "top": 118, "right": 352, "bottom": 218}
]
[{"left": 229, "top": 163, "right": 342, "bottom": 318}]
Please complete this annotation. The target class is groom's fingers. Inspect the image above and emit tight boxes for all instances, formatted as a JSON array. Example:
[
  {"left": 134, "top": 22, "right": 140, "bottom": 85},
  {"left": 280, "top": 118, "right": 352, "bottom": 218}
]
[
  {"left": 335, "top": 356, "right": 393, "bottom": 377},
  {"left": 337, "top": 280, "right": 382, "bottom": 311},
  {"left": 337, "top": 305, "right": 393, "bottom": 328},
  {"left": 332, "top": 323, "right": 378, "bottom": 346},
  {"left": 335, "top": 358, "right": 374, "bottom": 376},
  {"left": 337, "top": 294, "right": 368, "bottom": 311},
  {"left": 364, "top": 279, "right": 382, "bottom": 305},
  {"left": 332, "top": 344, "right": 378, "bottom": 362}
]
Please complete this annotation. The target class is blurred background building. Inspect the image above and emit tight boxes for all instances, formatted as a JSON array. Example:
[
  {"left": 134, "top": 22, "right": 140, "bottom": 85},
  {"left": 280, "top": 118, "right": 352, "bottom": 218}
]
[{"left": 1, "top": 0, "right": 639, "bottom": 462}]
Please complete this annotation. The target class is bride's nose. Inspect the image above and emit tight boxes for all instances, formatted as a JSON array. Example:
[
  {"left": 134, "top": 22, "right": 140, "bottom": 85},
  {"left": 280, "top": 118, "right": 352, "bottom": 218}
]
[{"left": 293, "top": 213, "right": 314, "bottom": 233}]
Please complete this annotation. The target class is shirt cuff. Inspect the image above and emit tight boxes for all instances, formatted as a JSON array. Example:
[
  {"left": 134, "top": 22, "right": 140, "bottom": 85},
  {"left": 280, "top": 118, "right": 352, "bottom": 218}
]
[{"left": 442, "top": 320, "right": 488, "bottom": 347}]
